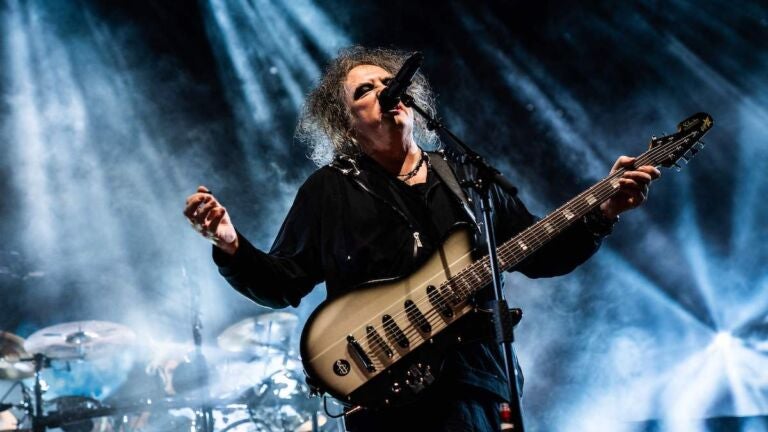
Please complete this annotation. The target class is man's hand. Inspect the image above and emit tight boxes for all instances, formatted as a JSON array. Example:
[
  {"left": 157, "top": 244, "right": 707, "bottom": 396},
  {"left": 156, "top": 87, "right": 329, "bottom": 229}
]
[
  {"left": 599, "top": 156, "right": 661, "bottom": 219},
  {"left": 184, "top": 186, "right": 239, "bottom": 255}
]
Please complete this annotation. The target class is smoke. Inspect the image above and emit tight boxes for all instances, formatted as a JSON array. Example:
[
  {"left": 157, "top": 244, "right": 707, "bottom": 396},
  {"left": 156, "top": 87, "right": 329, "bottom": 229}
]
[
  {"left": 1, "top": 1, "right": 767, "bottom": 430},
  {"left": 1, "top": 0, "right": 249, "bottom": 402}
]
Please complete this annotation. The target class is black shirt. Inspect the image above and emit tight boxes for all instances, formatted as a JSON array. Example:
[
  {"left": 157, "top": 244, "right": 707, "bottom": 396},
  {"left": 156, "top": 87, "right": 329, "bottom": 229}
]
[{"left": 214, "top": 151, "right": 604, "bottom": 408}]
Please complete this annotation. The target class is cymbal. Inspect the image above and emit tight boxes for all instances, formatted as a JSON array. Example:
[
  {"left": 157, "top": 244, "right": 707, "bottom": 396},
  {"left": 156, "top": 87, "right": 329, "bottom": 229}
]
[
  {"left": 24, "top": 321, "right": 136, "bottom": 360},
  {"left": 0, "top": 331, "right": 34, "bottom": 380},
  {"left": 218, "top": 312, "right": 298, "bottom": 354}
]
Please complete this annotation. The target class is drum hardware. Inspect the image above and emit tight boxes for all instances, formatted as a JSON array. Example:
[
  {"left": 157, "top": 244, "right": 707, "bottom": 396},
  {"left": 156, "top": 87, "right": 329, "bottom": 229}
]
[
  {"left": 6, "top": 321, "right": 135, "bottom": 432},
  {"left": 217, "top": 312, "right": 299, "bottom": 357},
  {"left": 186, "top": 263, "right": 215, "bottom": 432},
  {"left": 24, "top": 321, "right": 136, "bottom": 361},
  {"left": 0, "top": 310, "right": 336, "bottom": 432}
]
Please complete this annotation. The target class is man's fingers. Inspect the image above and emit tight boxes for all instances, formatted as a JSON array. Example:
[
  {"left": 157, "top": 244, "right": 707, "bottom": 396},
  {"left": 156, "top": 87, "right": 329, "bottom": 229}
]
[
  {"left": 622, "top": 171, "right": 653, "bottom": 185},
  {"left": 619, "top": 178, "right": 643, "bottom": 190},
  {"left": 183, "top": 195, "right": 210, "bottom": 218},
  {"left": 611, "top": 156, "right": 635, "bottom": 172},
  {"left": 206, "top": 207, "right": 226, "bottom": 235},
  {"left": 193, "top": 199, "right": 219, "bottom": 225},
  {"left": 184, "top": 192, "right": 212, "bottom": 208},
  {"left": 197, "top": 185, "right": 210, "bottom": 193},
  {"left": 629, "top": 188, "right": 647, "bottom": 205},
  {"left": 637, "top": 165, "right": 661, "bottom": 180}
]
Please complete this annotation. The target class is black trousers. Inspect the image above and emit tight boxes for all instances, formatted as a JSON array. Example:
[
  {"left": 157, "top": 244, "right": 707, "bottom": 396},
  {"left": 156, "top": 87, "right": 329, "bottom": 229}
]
[{"left": 343, "top": 382, "right": 504, "bottom": 432}]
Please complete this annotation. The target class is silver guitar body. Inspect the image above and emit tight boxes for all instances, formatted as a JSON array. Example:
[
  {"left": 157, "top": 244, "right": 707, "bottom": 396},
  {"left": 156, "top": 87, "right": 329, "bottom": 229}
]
[{"left": 300, "top": 228, "right": 478, "bottom": 408}]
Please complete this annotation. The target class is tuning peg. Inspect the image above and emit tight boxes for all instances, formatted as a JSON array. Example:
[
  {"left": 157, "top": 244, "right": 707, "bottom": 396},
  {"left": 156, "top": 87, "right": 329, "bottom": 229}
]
[
  {"left": 673, "top": 163, "right": 683, "bottom": 172},
  {"left": 690, "top": 147, "right": 700, "bottom": 155},
  {"left": 697, "top": 141, "right": 706, "bottom": 149}
]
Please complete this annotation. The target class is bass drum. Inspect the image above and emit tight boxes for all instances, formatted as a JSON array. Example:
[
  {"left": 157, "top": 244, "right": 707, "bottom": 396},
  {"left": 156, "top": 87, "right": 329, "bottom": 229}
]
[{"left": 236, "top": 369, "right": 328, "bottom": 432}]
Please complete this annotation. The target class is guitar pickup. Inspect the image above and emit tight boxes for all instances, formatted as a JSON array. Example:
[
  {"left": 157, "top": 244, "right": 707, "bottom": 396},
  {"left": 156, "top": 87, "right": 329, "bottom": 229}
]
[
  {"left": 405, "top": 299, "right": 431, "bottom": 333},
  {"left": 347, "top": 334, "right": 376, "bottom": 372},
  {"left": 366, "top": 325, "right": 393, "bottom": 359},
  {"left": 383, "top": 314, "right": 409, "bottom": 348},
  {"left": 427, "top": 285, "right": 453, "bottom": 318}
]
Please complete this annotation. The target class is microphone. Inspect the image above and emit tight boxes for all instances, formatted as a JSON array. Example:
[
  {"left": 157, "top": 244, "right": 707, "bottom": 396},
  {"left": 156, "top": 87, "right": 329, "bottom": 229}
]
[{"left": 378, "top": 52, "right": 424, "bottom": 112}]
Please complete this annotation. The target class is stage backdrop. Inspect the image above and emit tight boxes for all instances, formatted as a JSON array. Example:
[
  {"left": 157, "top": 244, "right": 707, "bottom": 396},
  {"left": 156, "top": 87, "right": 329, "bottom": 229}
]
[{"left": 1, "top": 0, "right": 766, "bottom": 430}]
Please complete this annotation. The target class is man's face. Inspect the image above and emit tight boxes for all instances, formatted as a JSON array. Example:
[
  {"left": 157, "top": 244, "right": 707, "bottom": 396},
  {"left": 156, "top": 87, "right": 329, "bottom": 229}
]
[{"left": 343, "top": 64, "right": 414, "bottom": 151}]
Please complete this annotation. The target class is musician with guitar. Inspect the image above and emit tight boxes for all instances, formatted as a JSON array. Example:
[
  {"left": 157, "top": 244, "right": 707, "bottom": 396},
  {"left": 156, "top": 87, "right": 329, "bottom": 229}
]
[{"left": 184, "top": 46, "right": 663, "bottom": 431}]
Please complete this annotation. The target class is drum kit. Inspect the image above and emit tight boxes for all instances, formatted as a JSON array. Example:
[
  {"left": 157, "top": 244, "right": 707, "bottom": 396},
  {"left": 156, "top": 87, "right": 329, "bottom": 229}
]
[{"left": 0, "top": 313, "right": 336, "bottom": 432}]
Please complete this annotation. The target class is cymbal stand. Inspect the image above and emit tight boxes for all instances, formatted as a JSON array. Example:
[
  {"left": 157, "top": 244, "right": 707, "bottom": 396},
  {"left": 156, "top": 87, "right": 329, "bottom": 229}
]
[
  {"left": 31, "top": 353, "right": 49, "bottom": 432},
  {"left": 185, "top": 266, "right": 213, "bottom": 432},
  {"left": 20, "top": 381, "right": 33, "bottom": 427}
]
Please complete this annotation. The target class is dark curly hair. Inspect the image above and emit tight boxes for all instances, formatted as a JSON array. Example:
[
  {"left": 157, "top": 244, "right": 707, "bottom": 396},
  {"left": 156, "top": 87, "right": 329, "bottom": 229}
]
[{"left": 296, "top": 46, "right": 438, "bottom": 166}]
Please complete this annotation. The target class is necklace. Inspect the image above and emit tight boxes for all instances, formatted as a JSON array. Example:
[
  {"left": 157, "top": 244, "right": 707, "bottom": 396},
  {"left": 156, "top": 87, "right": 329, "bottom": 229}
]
[{"left": 396, "top": 151, "right": 428, "bottom": 182}]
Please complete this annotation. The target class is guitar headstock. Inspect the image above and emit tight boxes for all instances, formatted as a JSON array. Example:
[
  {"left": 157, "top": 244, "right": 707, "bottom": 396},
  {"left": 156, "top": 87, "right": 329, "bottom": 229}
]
[{"left": 648, "top": 112, "right": 713, "bottom": 170}]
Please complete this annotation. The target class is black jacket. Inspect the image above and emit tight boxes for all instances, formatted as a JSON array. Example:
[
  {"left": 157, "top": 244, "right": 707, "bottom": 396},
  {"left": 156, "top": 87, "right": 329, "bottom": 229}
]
[{"left": 213, "top": 151, "right": 605, "bottom": 402}]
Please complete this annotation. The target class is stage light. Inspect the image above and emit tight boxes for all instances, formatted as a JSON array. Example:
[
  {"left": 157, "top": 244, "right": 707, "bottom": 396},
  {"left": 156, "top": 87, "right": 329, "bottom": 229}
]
[
  {"left": 713, "top": 331, "right": 734, "bottom": 349},
  {"left": 202, "top": 0, "right": 349, "bottom": 130}
]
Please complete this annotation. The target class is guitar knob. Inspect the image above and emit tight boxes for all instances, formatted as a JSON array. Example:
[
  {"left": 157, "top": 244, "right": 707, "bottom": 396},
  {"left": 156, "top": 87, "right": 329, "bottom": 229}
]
[{"left": 391, "top": 381, "right": 402, "bottom": 394}]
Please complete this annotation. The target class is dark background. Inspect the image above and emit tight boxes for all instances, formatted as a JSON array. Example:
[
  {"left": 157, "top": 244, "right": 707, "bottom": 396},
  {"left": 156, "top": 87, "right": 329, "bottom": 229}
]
[{"left": 1, "top": 0, "right": 767, "bottom": 430}]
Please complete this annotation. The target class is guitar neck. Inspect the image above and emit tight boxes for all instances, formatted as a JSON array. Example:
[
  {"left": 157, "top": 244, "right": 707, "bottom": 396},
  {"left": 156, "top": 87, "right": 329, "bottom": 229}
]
[{"left": 451, "top": 149, "right": 657, "bottom": 300}]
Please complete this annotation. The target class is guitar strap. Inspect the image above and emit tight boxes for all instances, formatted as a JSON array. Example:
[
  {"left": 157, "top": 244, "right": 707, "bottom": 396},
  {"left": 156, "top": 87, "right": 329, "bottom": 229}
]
[{"left": 428, "top": 151, "right": 478, "bottom": 226}]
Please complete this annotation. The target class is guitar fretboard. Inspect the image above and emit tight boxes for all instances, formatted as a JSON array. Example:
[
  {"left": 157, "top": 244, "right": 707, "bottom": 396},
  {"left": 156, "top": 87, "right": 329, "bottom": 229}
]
[{"left": 445, "top": 142, "right": 675, "bottom": 301}]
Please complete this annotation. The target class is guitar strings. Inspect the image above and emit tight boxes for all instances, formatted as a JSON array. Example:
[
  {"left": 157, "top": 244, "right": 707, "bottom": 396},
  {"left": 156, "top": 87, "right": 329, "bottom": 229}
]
[
  {"left": 361, "top": 161, "right": 635, "bottom": 358},
  {"left": 359, "top": 171, "right": 624, "bottom": 363},
  {"left": 346, "top": 137, "right": 700, "bottom": 364},
  {"left": 358, "top": 142, "right": 683, "bottom": 362}
]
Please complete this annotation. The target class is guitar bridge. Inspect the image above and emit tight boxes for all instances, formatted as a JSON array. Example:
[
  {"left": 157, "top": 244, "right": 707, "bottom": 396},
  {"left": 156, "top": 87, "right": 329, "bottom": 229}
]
[{"left": 347, "top": 334, "right": 376, "bottom": 372}]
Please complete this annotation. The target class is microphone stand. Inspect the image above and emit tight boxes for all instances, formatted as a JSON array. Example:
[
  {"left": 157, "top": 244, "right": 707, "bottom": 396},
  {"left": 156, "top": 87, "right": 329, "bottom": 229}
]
[{"left": 401, "top": 93, "right": 526, "bottom": 432}]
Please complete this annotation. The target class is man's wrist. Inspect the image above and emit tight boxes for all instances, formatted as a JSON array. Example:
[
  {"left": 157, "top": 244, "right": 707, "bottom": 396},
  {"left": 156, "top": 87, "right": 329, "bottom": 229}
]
[
  {"left": 216, "top": 237, "right": 239, "bottom": 255},
  {"left": 584, "top": 207, "right": 619, "bottom": 237}
]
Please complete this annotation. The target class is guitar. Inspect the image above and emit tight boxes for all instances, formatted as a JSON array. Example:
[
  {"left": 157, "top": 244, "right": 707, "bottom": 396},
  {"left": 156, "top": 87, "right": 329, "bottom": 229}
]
[{"left": 300, "top": 112, "right": 714, "bottom": 409}]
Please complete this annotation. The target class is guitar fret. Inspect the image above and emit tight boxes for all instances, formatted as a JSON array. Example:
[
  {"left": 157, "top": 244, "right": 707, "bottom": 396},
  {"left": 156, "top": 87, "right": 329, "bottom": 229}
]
[
  {"left": 457, "top": 171, "right": 636, "bottom": 300},
  {"left": 471, "top": 268, "right": 483, "bottom": 284}
]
